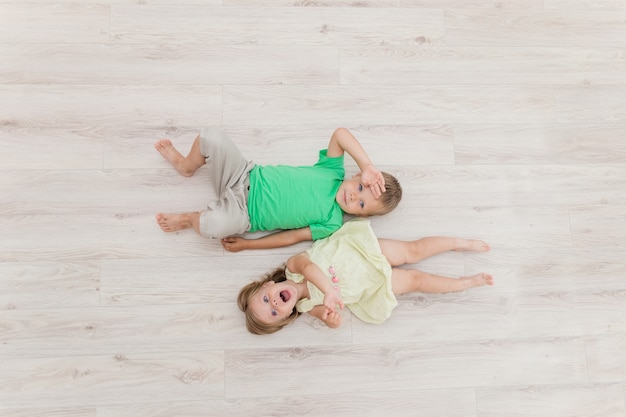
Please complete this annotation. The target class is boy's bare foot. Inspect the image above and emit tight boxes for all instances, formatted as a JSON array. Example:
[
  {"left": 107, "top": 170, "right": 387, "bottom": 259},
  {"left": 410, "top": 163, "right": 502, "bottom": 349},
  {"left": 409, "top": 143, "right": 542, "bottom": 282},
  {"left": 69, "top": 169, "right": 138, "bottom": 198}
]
[
  {"left": 155, "top": 213, "right": 195, "bottom": 232},
  {"left": 455, "top": 239, "right": 490, "bottom": 252},
  {"left": 154, "top": 139, "right": 194, "bottom": 177},
  {"left": 461, "top": 272, "right": 494, "bottom": 288}
]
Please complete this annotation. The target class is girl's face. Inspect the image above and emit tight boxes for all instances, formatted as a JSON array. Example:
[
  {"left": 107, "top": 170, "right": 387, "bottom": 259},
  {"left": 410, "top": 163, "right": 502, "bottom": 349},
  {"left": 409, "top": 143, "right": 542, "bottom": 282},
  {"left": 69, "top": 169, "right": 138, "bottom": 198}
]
[{"left": 249, "top": 280, "right": 298, "bottom": 325}]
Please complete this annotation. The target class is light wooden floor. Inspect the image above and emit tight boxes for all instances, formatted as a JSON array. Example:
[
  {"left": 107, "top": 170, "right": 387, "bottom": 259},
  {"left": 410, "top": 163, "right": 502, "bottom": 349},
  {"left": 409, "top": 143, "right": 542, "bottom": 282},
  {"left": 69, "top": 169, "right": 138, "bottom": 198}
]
[{"left": 2, "top": 1, "right": 626, "bottom": 416}]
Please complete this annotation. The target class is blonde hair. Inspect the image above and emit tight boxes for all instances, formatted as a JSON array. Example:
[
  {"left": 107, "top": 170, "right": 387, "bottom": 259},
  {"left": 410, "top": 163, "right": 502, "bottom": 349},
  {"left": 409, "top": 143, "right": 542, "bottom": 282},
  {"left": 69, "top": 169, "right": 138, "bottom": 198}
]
[
  {"left": 237, "top": 265, "right": 301, "bottom": 335},
  {"left": 376, "top": 172, "right": 402, "bottom": 215}
]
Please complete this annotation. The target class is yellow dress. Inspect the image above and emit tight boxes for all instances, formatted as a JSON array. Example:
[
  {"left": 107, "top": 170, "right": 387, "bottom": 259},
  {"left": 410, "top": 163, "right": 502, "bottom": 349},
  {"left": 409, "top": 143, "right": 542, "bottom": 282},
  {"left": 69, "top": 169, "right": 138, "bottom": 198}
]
[{"left": 286, "top": 219, "right": 397, "bottom": 324}]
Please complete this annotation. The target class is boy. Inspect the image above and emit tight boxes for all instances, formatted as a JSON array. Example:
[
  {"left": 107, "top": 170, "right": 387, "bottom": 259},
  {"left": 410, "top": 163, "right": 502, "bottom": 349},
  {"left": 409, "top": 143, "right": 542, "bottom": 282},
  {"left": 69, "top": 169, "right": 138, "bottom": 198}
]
[{"left": 155, "top": 127, "right": 402, "bottom": 251}]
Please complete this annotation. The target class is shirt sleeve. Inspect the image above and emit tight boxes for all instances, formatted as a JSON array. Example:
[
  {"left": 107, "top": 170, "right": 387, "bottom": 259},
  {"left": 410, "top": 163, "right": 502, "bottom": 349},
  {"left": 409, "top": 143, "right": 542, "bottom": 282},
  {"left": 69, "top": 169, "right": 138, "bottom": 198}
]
[
  {"left": 309, "top": 219, "right": 343, "bottom": 241},
  {"left": 315, "top": 149, "right": 345, "bottom": 174}
]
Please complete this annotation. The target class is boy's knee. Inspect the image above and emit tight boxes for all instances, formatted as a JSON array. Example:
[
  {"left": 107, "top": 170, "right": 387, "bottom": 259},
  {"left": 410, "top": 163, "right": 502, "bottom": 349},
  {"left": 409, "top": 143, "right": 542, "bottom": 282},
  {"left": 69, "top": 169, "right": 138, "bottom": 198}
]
[
  {"left": 198, "top": 205, "right": 249, "bottom": 239},
  {"left": 199, "top": 127, "right": 231, "bottom": 158}
]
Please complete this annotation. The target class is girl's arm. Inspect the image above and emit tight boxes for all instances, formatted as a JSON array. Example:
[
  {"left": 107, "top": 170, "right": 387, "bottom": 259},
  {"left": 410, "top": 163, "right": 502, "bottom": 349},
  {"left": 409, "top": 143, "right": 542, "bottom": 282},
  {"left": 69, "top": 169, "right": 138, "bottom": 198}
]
[
  {"left": 308, "top": 305, "right": 342, "bottom": 329},
  {"left": 286, "top": 252, "right": 344, "bottom": 313}
]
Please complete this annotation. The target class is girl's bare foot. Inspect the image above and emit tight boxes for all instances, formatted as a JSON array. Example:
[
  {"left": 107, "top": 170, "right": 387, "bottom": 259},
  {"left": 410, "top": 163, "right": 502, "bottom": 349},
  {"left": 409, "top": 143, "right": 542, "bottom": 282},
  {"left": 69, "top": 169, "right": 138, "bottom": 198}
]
[
  {"left": 455, "top": 239, "right": 490, "bottom": 252},
  {"left": 461, "top": 272, "right": 494, "bottom": 288},
  {"left": 155, "top": 213, "right": 196, "bottom": 232},
  {"left": 154, "top": 139, "right": 195, "bottom": 177}
]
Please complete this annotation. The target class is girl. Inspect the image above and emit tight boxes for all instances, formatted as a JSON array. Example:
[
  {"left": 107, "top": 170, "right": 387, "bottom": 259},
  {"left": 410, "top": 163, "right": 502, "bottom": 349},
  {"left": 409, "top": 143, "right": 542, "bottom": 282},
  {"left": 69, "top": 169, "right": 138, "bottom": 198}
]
[{"left": 238, "top": 219, "right": 493, "bottom": 335}]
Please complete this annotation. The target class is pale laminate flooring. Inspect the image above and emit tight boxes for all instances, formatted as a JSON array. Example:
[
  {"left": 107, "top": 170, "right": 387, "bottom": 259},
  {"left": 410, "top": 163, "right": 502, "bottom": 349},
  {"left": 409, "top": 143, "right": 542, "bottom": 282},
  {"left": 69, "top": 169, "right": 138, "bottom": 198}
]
[{"left": 1, "top": 2, "right": 626, "bottom": 417}]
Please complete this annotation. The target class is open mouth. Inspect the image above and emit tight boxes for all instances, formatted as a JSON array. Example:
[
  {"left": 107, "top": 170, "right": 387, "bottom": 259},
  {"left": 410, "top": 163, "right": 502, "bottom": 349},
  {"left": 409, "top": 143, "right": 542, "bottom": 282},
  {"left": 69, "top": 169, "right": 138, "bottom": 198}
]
[{"left": 280, "top": 290, "right": 291, "bottom": 303}]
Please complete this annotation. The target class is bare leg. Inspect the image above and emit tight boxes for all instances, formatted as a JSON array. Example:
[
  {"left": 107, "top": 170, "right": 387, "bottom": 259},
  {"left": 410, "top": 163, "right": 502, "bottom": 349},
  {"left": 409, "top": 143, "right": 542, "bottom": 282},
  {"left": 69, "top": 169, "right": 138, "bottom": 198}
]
[
  {"left": 155, "top": 212, "right": 201, "bottom": 234},
  {"left": 378, "top": 237, "right": 490, "bottom": 267},
  {"left": 391, "top": 268, "right": 493, "bottom": 296},
  {"left": 154, "top": 135, "right": 206, "bottom": 177}
]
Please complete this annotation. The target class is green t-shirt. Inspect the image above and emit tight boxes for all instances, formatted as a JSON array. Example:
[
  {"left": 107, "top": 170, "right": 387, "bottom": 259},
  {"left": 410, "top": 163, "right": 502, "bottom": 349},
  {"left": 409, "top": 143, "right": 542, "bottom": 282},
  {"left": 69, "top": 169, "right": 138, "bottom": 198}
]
[{"left": 247, "top": 150, "right": 345, "bottom": 240}]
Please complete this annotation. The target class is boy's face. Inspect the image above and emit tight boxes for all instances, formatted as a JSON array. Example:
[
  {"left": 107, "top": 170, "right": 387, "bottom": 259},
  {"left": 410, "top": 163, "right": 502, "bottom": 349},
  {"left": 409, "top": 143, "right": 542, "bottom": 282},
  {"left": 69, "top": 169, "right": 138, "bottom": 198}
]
[{"left": 336, "top": 175, "right": 384, "bottom": 216}]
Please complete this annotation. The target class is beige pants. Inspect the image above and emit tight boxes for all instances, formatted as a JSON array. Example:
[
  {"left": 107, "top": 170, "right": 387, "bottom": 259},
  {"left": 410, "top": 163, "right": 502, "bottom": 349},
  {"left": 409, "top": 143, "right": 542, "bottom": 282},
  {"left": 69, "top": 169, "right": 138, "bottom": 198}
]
[{"left": 197, "top": 127, "right": 254, "bottom": 239}]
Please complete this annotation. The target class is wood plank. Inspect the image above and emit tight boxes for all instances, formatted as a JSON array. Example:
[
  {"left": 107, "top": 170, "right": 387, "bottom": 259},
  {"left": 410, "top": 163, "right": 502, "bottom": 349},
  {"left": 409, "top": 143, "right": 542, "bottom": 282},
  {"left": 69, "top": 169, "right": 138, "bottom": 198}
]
[
  {"left": 110, "top": 5, "right": 445, "bottom": 45},
  {"left": 0, "top": 407, "right": 95, "bottom": 417},
  {"left": 353, "top": 291, "right": 626, "bottom": 344},
  {"left": 453, "top": 124, "right": 626, "bottom": 164},
  {"left": 1, "top": 305, "right": 239, "bottom": 358},
  {"left": 570, "top": 205, "right": 626, "bottom": 246},
  {"left": 464, "top": 246, "right": 626, "bottom": 295},
  {"left": 555, "top": 86, "right": 626, "bottom": 123},
  {"left": 223, "top": 85, "right": 556, "bottom": 126},
  {"left": 0, "top": 351, "right": 224, "bottom": 408},
  {"left": 341, "top": 46, "right": 626, "bottom": 85},
  {"left": 225, "top": 338, "right": 588, "bottom": 397},
  {"left": 0, "top": 169, "right": 216, "bottom": 215},
  {"left": 226, "top": 0, "right": 543, "bottom": 7},
  {"left": 545, "top": 0, "right": 626, "bottom": 10},
  {"left": 586, "top": 335, "right": 626, "bottom": 383},
  {"left": 0, "top": 262, "right": 100, "bottom": 310},
  {"left": 0, "top": 213, "right": 224, "bottom": 262},
  {"left": 0, "top": 4, "right": 109, "bottom": 43},
  {"left": 445, "top": 9, "right": 626, "bottom": 47},
  {"left": 0, "top": 43, "right": 339, "bottom": 85},
  {"left": 0, "top": 85, "right": 220, "bottom": 129},
  {"left": 0, "top": 303, "right": 352, "bottom": 358},
  {"left": 0, "top": 127, "right": 104, "bottom": 170},
  {"left": 98, "top": 389, "right": 477, "bottom": 417},
  {"left": 394, "top": 164, "right": 626, "bottom": 208},
  {"left": 476, "top": 384, "right": 626, "bottom": 417}
]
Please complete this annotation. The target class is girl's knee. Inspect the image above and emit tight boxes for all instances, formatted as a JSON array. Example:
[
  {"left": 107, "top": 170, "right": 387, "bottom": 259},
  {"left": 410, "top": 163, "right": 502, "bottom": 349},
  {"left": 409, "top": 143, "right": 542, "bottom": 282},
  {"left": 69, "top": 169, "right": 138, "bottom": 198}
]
[
  {"left": 407, "top": 239, "right": 426, "bottom": 260},
  {"left": 409, "top": 269, "right": 428, "bottom": 291}
]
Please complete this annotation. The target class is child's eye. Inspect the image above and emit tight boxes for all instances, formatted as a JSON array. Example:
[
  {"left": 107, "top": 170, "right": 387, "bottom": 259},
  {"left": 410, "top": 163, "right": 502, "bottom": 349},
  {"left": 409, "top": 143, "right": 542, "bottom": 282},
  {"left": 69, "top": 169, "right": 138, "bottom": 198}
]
[
  {"left": 263, "top": 296, "right": 269, "bottom": 303},
  {"left": 359, "top": 201, "right": 364, "bottom": 209},
  {"left": 358, "top": 184, "right": 363, "bottom": 192},
  {"left": 271, "top": 310, "right": 278, "bottom": 316}
]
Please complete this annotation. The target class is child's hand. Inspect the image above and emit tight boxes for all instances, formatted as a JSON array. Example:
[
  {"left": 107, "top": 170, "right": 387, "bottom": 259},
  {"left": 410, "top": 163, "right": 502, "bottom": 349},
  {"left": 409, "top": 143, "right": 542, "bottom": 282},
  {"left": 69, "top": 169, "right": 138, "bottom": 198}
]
[
  {"left": 360, "top": 165, "right": 386, "bottom": 199},
  {"left": 221, "top": 237, "right": 248, "bottom": 252},
  {"left": 323, "top": 288, "right": 344, "bottom": 313},
  {"left": 322, "top": 308, "right": 342, "bottom": 328}
]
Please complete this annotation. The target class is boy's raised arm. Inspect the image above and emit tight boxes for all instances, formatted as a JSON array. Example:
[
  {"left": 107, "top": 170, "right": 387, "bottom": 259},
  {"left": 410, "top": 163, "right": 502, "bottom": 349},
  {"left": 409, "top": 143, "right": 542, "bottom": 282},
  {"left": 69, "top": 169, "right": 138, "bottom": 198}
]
[{"left": 327, "top": 128, "right": 386, "bottom": 198}]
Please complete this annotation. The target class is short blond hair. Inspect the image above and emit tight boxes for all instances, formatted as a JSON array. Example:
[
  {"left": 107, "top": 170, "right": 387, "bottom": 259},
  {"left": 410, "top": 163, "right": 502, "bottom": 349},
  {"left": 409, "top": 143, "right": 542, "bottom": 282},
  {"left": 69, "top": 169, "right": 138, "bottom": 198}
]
[{"left": 375, "top": 172, "right": 402, "bottom": 215}]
